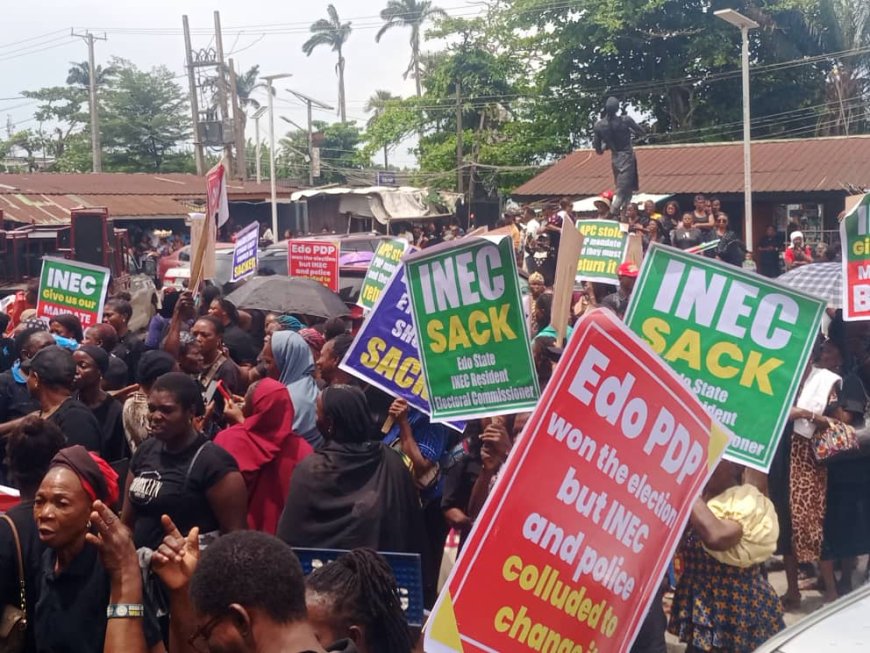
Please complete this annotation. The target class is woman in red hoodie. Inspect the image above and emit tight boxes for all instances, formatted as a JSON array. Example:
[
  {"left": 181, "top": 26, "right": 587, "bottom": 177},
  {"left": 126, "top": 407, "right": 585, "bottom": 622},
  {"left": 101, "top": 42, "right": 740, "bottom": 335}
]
[{"left": 215, "top": 378, "right": 313, "bottom": 533}]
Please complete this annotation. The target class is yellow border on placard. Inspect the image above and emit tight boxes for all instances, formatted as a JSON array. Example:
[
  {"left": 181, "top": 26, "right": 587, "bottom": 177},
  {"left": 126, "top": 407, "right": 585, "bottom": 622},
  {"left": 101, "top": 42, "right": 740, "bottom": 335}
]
[
  {"left": 708, "top": 421, "right": 731, "bottom": 471},
  {"left": 429, "top": 590, "right": 464, "bottom": 652}
]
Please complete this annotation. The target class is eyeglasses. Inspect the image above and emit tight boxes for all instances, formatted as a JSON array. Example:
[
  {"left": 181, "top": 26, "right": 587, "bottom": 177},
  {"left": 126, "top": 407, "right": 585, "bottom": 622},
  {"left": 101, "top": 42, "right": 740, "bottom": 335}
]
[
  {"left": 716, "top": 219, "right": 728, "bottom": 224},
  {"left": 188, "top": 613, "right": 227, "bottom": 653}
]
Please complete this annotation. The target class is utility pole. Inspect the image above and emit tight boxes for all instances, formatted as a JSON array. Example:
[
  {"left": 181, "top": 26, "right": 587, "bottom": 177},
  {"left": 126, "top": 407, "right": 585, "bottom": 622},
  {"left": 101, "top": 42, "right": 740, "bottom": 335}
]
[
  {"left": 287, "top": 90, "right": 333, "bottom": 187},
  {"left": 71, "top": 29, "right": 106, "bottom": 173},
  {"left": 455, "top": 80, "right": 463, "bottom": 194},
  {"left": 228, "top": 58, "right": 247, "bottom": 179},
  {"left": 213, "top": 11, "right": 234, "bottom": 173},
  {"left": 252, "top": 106, "right": 267, "bottom": 184},
  {"left": 182, "top": 16, "right": 205, "bottom": 175}
]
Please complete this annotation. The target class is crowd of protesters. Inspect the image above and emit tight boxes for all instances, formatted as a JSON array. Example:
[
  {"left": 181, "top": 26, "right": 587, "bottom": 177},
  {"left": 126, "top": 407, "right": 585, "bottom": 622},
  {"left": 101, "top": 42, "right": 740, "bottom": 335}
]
[{"left": 0, "top": 193, "right": 857, "bottom": 653}]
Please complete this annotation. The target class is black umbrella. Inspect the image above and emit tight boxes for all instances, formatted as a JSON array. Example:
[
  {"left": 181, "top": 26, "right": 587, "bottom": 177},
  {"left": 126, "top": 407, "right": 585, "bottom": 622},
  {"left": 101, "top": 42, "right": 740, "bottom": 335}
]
[{"left": 224, "top": 276, "right": 349, "bottom": 318}]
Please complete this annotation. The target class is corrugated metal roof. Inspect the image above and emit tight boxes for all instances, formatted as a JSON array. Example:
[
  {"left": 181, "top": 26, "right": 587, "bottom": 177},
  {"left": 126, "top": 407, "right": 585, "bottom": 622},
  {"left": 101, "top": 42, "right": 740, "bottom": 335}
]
[
  {"left": 513, "top": 135, "right": 870, "bottom": 197},
  {"left": 0, "top": 193, "right": 191, "bottom": 225},
  {"left": 0, "top": 172, "right": 293, "bottom": 198}
]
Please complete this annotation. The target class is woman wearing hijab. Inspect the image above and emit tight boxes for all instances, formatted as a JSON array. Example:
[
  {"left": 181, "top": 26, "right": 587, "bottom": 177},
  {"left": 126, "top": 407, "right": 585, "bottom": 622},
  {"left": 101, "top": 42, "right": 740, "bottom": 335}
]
[
  {"left": 215, "top": 378, "right": 313, "bottom": 533},
  {"left": 277, "top": 384, "right": 425, "bottom": 557},
  {"left": 32, "top": 445, "right": 124, "bottom": 653},
  {"left": 262, "top": 330, "right": 322, "bottom": 448},
  {"left": 73, "top": 345, "right": 128, "bottom": 462}
]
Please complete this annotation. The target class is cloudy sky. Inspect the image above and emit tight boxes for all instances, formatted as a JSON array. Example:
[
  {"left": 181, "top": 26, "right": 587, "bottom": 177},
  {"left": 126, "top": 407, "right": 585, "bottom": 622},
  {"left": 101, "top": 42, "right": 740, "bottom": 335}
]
[{"left": 0, "top": 0, "right": 484, "bottom": 168}]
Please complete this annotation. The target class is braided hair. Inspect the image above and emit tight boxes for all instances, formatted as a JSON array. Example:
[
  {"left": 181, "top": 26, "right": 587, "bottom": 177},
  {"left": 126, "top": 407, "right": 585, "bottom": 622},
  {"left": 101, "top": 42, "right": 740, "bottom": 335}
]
[{"left": 306, "top": 548, "right": 413, "bottom": 653}]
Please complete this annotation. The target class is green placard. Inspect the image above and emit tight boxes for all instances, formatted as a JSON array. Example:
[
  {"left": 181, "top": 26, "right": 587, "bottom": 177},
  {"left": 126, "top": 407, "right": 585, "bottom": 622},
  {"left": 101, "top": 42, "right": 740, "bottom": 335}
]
[
  {"left": 576, "top": 219, "right": 629, "bottom": 284},
  {"left": 403, "top": 236, "right": 540, "bottom": 421},
  {"left": 357, "top": 238, "right": 409, "bottom": 310},
  {"left": 35, "top": 257, "right": 111, "bottom": 329},
  {"left": 624, "top": 244, "right": 825, "bottom": 471}
]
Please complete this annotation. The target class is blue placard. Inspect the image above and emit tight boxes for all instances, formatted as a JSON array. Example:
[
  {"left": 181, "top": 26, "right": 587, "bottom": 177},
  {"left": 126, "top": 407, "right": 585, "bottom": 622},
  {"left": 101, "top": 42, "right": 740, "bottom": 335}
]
[
  {"left": 339, "top": 266, "right": 464, "bottom": 431},
  {"left": 293, "top": 547, "right": 424, "bottom": 627},
  {"left": 230, "top": 221, "right": 260, "bottom": 282}
]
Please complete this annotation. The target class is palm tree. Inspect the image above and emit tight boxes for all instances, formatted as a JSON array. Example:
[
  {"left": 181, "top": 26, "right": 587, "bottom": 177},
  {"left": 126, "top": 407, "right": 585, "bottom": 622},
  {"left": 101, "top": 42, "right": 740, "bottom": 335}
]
[
  {"left": 66, "top": 61, "right": 117, "bottom": 89},
  {"left": 302, "top": 5, "right": 352, "bottom": 122},
  {"left": 233, "top": 65, "right": 265, "bottom": 136},
  {"left": 364, "top": 89, "right": 399, "bottom": 168},
  {"left": 375, "top": 0, "right": 447, "bottom": 97}
]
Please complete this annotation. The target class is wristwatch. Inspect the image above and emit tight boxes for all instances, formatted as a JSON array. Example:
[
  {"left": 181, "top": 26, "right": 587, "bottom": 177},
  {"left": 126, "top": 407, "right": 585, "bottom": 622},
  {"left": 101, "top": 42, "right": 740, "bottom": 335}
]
[{"left": 106, "top": 603, "right": 145, "bottom": 618}]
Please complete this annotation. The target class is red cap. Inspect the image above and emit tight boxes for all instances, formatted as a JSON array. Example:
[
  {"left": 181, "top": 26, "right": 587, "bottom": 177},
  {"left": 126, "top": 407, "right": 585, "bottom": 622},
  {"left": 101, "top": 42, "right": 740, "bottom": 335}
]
[{"left": 617, "top": 262, "right": 640, "bottom": 278}]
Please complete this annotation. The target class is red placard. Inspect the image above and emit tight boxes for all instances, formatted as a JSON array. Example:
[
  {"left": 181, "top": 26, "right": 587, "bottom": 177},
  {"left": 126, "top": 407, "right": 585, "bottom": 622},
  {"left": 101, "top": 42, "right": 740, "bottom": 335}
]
[
  {"left": 425, "top": 309, "right": 729, "bottom": 653},
  {"left": 287, "top": 240, "right": 340, "bottom": 292}
]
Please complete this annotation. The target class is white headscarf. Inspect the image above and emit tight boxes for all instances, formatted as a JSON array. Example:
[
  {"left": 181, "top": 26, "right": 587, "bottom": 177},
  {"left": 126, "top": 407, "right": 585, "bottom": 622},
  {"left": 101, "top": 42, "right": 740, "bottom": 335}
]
[{"left": 790, "top": 231, "right": 804, "bottom": 244}]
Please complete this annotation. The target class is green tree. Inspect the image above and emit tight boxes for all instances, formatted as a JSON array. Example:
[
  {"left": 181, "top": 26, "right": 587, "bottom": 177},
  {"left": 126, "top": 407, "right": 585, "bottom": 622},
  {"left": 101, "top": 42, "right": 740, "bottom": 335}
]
[
  {"left": 280, "top": 120, "right": 362, "bottom": 184},
  {"left": 100, "top": 61, "right": 191, "bottom": 171},
  {"left": 375, "top": 0, "right": 447, "bottom": 97},
  {"left": 364, "top": 90, "right": 400, "bottom": 167},
  {"left": 302, "top": 5, "right": 351, "bottom": 123},
  {"left": 20, "top": 85, "right": 87, "bottom": 162},
  {"left": 65, "top": 61, "right": 118, "bottom": 89},
  {"left": 234, "top": 64, "right": 265, "bottom": 135}
]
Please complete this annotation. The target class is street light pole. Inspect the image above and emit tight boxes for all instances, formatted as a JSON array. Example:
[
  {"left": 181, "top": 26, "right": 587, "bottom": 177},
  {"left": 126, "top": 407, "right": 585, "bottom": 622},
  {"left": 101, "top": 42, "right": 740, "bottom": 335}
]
[
  {"left": 261, "top": 73, "right": 292, "bottom": 241},
  {"left": 252, "top": 106, "right": 267, "bottom": 184},
  {"left": 715, "top": 9, "right": 759, "bottom": 251}
]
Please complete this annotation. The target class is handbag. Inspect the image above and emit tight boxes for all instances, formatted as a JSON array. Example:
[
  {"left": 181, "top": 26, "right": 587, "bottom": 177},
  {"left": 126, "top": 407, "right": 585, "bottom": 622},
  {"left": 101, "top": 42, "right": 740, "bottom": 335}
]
[
  {"left": 0, "top": 515, "right": 26, "bottom": 653},
  {"left": 812, "top": 420, "right": 860, "bottom": 464}
]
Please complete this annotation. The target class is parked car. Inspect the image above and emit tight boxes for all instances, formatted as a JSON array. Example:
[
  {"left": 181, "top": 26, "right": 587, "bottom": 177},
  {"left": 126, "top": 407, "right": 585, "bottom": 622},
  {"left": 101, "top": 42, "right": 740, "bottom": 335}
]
[
  {"left": 157, "top": 243, "right": 234, "bottom": 285},
  {"left": 753, "top": 583, "right": 870, "bottom": 651}
]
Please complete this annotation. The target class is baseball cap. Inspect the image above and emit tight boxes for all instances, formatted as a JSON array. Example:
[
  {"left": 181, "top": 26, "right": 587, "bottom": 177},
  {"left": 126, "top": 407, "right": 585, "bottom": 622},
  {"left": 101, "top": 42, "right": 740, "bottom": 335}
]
[
  {"left": 617, "top": 262, "right": 640, "bottom": 278},
  {"left": 21, "top": 345, "right": 76, "bottom": 387}
]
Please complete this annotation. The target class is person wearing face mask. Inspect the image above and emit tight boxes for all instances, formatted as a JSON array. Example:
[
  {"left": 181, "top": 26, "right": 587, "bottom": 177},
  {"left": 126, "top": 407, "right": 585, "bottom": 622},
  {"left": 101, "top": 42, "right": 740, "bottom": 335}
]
[
  {"left": 32, "top": 445, "right": 121, "bottom": 653},
  {"left": 0, "top": 328, "right": 54, "bottom": 427},
  {"left": 214, "top": 379, "right": 313, "bottom": 534}
]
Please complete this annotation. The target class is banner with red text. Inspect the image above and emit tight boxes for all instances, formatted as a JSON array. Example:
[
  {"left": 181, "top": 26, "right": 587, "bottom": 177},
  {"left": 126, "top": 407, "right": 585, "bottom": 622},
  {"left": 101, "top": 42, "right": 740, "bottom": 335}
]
[
  {"left": 425, "top": 309, "right": 729, "bottom": 653},
  {"left": 841, "top": 193, "right": 870, "bottom": 320},
  {"left": 288, "top": 240, "right": 340, "bottom": 292}
]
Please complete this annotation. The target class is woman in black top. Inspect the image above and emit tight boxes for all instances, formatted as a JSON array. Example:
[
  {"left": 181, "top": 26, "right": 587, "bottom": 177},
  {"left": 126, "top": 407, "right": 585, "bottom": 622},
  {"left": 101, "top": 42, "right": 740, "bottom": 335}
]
[
  {"left": 73, "top": 345, "right": 128, "bottom": 462},
  {"left": 0, "top": 417, "right": 65, "bottom": 653},
  {"left": 22, "top": 346, "right": 104, "bottom": 454},
  {"left": 671, "top": 212, "right": 704, "bottom": 251},
  {"left": 121, "top": 372, "right": 247, "bottom": 551},
  {"left": 32, "top": 445, "right": 120, "bottom": 653},
  {"left": 208, "top": 298, "right": 259, "bottom": 366}
]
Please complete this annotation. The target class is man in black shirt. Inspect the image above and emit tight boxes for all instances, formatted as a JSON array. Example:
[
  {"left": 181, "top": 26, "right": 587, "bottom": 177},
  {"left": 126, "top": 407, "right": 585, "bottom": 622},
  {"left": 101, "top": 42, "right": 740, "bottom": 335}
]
[
  {"left": 757, "top": 225, "right": 783, "bottom": 278},
  {"left": 83, "top": 323, "right": 130, "bottom": 391},
  {"left": 104, "top": 299, "right": 144, "bottom": 383}
]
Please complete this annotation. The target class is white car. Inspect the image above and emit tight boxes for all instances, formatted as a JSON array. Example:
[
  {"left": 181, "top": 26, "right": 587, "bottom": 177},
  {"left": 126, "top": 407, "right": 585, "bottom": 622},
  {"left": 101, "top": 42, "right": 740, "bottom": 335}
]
[{"left": 754, "top": 584, "right": 870, "bottom": 651}]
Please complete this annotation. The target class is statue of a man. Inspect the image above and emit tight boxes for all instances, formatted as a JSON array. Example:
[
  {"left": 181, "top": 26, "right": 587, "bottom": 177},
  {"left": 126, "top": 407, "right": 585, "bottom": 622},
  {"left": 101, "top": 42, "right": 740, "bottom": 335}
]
[{"left": 593, "top": 97, "right": 645, "bottom": 216}]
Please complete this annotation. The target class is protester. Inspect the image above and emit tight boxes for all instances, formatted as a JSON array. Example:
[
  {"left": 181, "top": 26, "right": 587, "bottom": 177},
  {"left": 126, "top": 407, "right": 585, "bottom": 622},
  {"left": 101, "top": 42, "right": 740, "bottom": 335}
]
[
  {"left": 600, "top": 262, "right": 639, "bottom": 319},
  {"left": 83, "top": 323, "right": 130, "bottom": 392},
  {"left": 215, "top": 378, "right": 313, "bottom": 533},
  {"left": 121, "top": 372, "right": 247, "bottom": 551},
  {"left": 317, "top": 334, "right": 355, "bottom": 386},
  {"left": 0, "top": 328, "right": 54, "bottom": 427},
  {"left": 323, "top": 317, "right": 349, "bottom": 342},
  {"left": 48, "top": 313, "right": 84, "bottom": 343},
  {"left": 714, "top": 213, "right": 746, "bottom": 266},
  {"left": 178, "top": 335, "right": 204, "bottom": 377},
  {"left": 668, "top": 460, "right": 783, "bottom": 651},
  {"left": 104, "top": 299, "right": 144, "bottom": 382},
  {"left": 23, "top": 345, "right": 104, "bottom": 454},
  {"left": 277, "top": 384, "right": 425, "bottom": 557},
  {"left": 784, "top": 231, "right": 814, "bottom": 270},
  {"left": 208, "top": 298, "right": 259, "bottom": 366},
  {"left": 692, "top": 193, "right": 715, "bottom": 232},
  {"left": 532, "top": 335, "right": 557, "bottom": 390},
  {"left": 441, "top": 423, "right": 484, "bottom": 549},
  {"left": 73, "top": 345, "right": 128, "bottom": 462},
  {"left": 757, "top": 225, "right": 782, "bottom": 278},
  {"left": 122, "top": 350, "right": 177, "bottom": 453},
  {"left": 145, "top": 288, "right": 179, "bottom": 349},
  {"left": 525, "top": 233, "right": 557, "bottom": 286},
  {"left": 658, "top": 200, "right": 680, "bottom": 246},
  {"left": 0, "top": 417, "right": 65, "bottom": 653},
  {"left": 32, "top": 445, "right": 121, "bottom": 653},
  {"left": 262, "top": 330, "right": 322, "bottom": 448},
  {"left": 191, "top": 316, "right": 244, "bottom": 395},
  {"left": 305, "top": 549, "right": 414, "bottom": 653},
  {"left": 152, "top": 529, "right": 354, "bottom": 653},
  {"left": 533, "top": 293, "right": 573, "bottom": 341},
  {"left": 299, "top": 327, "right": 326, "bottom": 365},
  {"left": 672, "top": 212, "right": 704, "bottom": 250},
  {"left": 593, "top": 196, "right": 612, "bottom": 220},
  {"left": 523, "top": 272, "right": 546, "bottom": 335}
]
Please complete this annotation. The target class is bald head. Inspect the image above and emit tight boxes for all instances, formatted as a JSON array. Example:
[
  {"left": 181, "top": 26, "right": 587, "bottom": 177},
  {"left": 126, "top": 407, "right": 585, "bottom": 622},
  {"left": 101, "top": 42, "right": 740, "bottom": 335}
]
[
  {"left": 84, "top": 323, "right": 119, "bottom": 352},
  {"left": 605, "top": 96, "right": 619, "bottom": 117}
]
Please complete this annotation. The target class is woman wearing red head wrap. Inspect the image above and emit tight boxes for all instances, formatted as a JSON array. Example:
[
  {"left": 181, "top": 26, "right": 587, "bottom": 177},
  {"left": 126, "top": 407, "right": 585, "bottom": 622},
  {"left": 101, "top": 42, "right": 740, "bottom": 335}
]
[
  {"left": 31, "top": 445, "right": 131, "bottom": 653},
  {"left": 215, "top": 378, "right": 313, "bottom": 533}
]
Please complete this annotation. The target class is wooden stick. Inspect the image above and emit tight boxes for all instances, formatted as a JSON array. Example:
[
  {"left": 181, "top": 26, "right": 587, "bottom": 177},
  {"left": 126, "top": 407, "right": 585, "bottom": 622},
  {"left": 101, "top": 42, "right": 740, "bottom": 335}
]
[{"left": 381, "top": 416, "right": 395, "bottom": 434}]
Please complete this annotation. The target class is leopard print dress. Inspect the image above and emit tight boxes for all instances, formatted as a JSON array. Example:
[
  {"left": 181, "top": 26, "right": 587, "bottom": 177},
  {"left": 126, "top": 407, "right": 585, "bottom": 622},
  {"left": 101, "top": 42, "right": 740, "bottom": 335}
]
[{"left": 789, "top": 433, "right": 827, "bottom": 563}]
